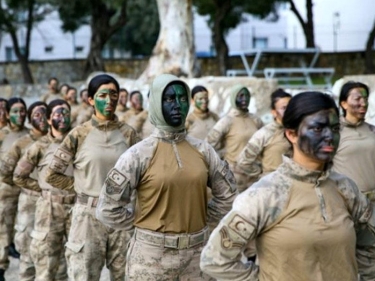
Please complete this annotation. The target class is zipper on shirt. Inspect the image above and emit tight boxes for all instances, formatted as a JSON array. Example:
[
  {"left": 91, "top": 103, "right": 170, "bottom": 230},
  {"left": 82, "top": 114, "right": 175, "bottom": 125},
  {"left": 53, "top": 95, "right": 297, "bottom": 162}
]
[
  {"left": 314, "top": 181, "right": 328, "bottom": 222},
  {"left": 171, "top": 141, "right": 183, "bottom": 168}
]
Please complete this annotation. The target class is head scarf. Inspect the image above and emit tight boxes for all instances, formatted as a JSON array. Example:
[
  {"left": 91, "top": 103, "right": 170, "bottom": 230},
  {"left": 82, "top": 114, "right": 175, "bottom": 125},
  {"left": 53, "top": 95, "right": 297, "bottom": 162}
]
[{"left": 229, "top": 84, "right": 250, "bottom": 109}]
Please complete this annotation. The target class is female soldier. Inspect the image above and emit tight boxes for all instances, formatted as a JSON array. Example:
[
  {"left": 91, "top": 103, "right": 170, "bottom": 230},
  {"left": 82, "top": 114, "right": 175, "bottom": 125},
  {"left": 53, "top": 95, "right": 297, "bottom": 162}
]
[
  {"left": 205, "top": 85, "right": 263, "bottom": 192},
  {"left": 13, "top": 99, "right": 73, "bottom": 281},
  {"left": 235, "top": 89, "right": 291, "bottom": 190},
  {"left": 332, "top": 81, "right": 375, "bottom": 280},
  {"left": 0, "top": 97, "right": 28, "bottom": 279},
  {"left": 200, "top": 91, "right": 375, "bottom": 281},
  {"left": 45, "top": 74, "right": 138, "bottom": 281},
  {"left": 0, "top": 101, "right": 48, "bottom": 281},
  {"left": 185, "top": 85, "right": 219, "bottom": 140},
  {"left": 96, "top": 74, "right": 237, "bottom": 280},
  {"left": 0, "top": 98, "right": 8, "bottom": 130}
]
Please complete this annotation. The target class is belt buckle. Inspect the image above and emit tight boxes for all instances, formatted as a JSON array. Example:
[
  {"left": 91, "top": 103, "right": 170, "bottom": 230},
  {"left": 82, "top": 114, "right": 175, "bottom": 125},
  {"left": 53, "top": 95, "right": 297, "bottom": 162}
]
[{"left": 177, "top": 235, "right": 189, "bottom": 250}]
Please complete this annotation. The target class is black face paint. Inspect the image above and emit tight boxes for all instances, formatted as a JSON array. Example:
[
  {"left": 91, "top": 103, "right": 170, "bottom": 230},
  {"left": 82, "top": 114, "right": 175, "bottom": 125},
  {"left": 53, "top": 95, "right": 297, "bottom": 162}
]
[
  {"left": 31, "top": 106, "right": 48, "bottom": 133},
  {"left": 51, "top": 107, "right": 71, "bottom": 133},
  {"left": 162, "top": 84, "right": 189, "bottom": 127},
  {"left": 235, "top": 88, "right": 250, "bottom": 111},
  {"left": 297, "top": 109, "right": 340, "bottom": 163}
]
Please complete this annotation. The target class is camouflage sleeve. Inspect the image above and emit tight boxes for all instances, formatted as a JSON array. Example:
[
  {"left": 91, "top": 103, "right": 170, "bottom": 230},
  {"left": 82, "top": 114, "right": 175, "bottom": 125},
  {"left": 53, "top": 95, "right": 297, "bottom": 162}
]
[
  {"left": 0, "top": 139, "right": 23, "bottom": 185},
  {"left": 185, "top": 114, "right": 194, "bottom": 131},
  {"left": 254, "top": 115, "right": 264, "bottom": 129},
  {"left": 96, "top": 139, "right": 154, "bottom": 230},
  {"left": 13, "top": 142, "right": 41, "bottom": 191},
  {"left": 45, "top": 131, "right": 77, "bottom": 191},
  {"left": 200, "top": 180, "right": 287, "bottom": 280},
  {"left": 204, "top": 142, "right": 238, "bottom": 226},
  {"left": 205, "top": 116, "right": 231, "bottom": 152}
]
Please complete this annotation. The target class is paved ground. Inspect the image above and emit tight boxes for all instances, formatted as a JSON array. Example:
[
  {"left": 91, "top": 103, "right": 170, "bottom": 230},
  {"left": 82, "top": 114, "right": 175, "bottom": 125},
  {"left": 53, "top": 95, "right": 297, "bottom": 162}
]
[{"left": 5, "top": 257, "right": 111, "bottom": 280}]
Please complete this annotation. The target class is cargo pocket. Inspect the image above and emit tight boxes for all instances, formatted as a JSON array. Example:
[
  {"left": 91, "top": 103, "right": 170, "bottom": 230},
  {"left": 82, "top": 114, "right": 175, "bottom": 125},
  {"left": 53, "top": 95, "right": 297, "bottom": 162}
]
[
  {"left": 30, "top": 230, "right": 48, "bottom": 265},
  {"left": 65, "top": 241, "right": 84, "bottom": 254},
  {"left": 14, "top": 224, "right": 28, "bottom": 253}
]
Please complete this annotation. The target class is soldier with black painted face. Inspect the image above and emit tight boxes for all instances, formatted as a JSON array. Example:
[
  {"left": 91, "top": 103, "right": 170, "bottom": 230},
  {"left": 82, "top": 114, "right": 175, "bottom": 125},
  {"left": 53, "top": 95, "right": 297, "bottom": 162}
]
[
  {"left": 96, "top": 74, "right": 237, "bottom": 280},
  {"left": 14, "top": 99, "right": 73, "bottom": 281},
  {"left": 45, "top": 74, "right": 138, "bottom": 281},
  {"left": 0, "top": 101, "right": 48, "bottom": 281}
]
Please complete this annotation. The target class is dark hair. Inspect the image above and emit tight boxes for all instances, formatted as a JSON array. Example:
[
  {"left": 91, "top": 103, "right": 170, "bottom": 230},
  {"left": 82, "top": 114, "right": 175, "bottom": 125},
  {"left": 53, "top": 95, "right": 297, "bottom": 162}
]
[
  {"left": 191, "top": 85, "right": 208, "bottom": 99},
  {"left": 129, "top": 90, "right": 142, "bottom": 100},
  {"left": 47, "top": 99, "right": 71, "bottom": 119},
  {"left": 119, "top": 88, "right": 128, "bottom": 93},
  {"left": 8, "top": 97, "right": 27, "bottom": 113},
  {"left": 59, "top": 83, "right": 69, "bottom": 92},
  {"left": 283, "top": 91, "right": 339, "bottom": 131},
  {"left": 87, "top": 74, "right": 119, "bottom": 99},
  {"left": 67, "top": 87, "right": 77, "bottom": 93},
  {"left": 79, "top": 88, "right": 88, "bottom": 98},
  {"left": 0, "top": 98, "right": 8, "bottom": 113},
  {"left": 48, "top": 77, "right": 58, "bottom": 84},
  {"left": 271, "top": 88, "right": 292, "bottom": 109},
  {"left": 339, "top": 81, "right": 369, "bottom": 117},
  {"left": 27, "top": 101, "right": 47, "bottom": 122}
]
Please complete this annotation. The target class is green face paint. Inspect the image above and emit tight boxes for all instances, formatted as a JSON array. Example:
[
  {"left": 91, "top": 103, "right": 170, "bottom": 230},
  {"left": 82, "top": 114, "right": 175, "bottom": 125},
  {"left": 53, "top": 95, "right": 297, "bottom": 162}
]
[
  {"left": 51, "top": 107, "right": 71, "bottom": 133},
  {"left": 162, "top": 84, "right": 189, "bottom": 127},
  {"left": 194, "top": 91, "right": 209, "bottom": 112},
  {"left": 9, "top": 104, "right": 26, "bottom": 127},
  {"left": 235, "top": 88, "right": 250, "bottom": 111},
  {"left": 94, "top": 89, "right": 118, "bottom": 119}
]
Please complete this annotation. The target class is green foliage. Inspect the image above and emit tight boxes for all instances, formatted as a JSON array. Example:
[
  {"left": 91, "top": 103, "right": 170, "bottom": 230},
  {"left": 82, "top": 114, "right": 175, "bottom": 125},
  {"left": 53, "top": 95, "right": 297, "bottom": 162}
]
[{"left": 106, "top": 0, "right": 160, "bottom": 56}]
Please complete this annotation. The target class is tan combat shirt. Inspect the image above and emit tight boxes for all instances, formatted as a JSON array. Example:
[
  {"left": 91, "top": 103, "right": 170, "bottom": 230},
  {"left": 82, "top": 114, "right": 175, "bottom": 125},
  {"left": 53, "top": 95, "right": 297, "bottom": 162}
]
[
  {"left": 120, "top": 108, "right": 148, "bottom": 137},
  {"left": 13, "top": 132, "right": 73, "bottom": 196},
  {"left": 234, "top": 121, "right": 291, "bottom": 191},
  {"left": 201, "top": 156, "right": 375, "bottom": 281},
  {"left": 75, "top": 104, "right": 94, "bottom": 126},
  {"left": 333, "top": 118, "right": 375, "bottom": 193},
  {"left": 96, "top": 128, "right": 238, "bottom": 233},
  {"left": 41, "top": 92, "right": 65, "bottom": 104},
  {"left": 206, "top": 108, "right": 263, "bottom": 167},
  {"left": 45, "top": 115, "right": 138, "bottom": 197},
  {"left": 185, "top": 109, "right": 219, "bottom": 140},
  {"left": 0, "top": 130, "right": 43, "bottom": 185}
]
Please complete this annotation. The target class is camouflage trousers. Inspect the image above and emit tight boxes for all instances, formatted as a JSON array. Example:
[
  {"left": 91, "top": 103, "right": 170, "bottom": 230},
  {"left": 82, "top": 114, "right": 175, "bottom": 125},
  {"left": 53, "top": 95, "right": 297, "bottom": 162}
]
[
  {"left": 126, "top": 227, "right": 214, "bottom": 281},
  {"left": 357, "top": 223, "right": 375, "bottom": 281},
  {"left": 0, "top": 182, "right": 20, "bottom": 270},
  {"left": 14, "top": 189, "right": 40, "bottom": 281},
  {"left": 30, "top": 191, "right": 74, "bottom": 281},
  {"left": 66, "top": 201, "right": 131, "bottom": 281}
]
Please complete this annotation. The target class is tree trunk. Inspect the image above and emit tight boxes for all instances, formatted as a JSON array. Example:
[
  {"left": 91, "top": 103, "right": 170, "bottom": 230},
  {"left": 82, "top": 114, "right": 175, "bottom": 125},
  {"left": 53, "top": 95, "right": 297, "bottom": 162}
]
[
  {"left": 212, "top": 1, "right": 230, "bottom": 76},
  {"left": 18, "top": 55, "right": 34, "bottom": 84},
  {"left": 365, "top": 19, "right": 375, "bottom": 74},
  {"left": 85, "top": 30, "right": 106, "bottom": 75},
  {"left": 289, "top": 0, "right": 315, "bottom": 48},
  {"left": 137, "top": 0, "right": 195, "bottom": 84}
]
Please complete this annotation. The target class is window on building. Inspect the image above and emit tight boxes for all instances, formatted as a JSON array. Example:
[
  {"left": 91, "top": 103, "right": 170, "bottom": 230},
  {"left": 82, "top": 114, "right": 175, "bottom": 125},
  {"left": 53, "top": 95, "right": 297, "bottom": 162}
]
[
  {"left": 253, "top": 37, "right": 268, "bottom": 49},
  {"left": 45, "top": 46, "right": 53, "bottom": 53},
  {"left": 75, "top": 46, "right": 84, "bottom": 53},
  {"left": 5, "top": 47, "right": 14, "bottom": 62}
]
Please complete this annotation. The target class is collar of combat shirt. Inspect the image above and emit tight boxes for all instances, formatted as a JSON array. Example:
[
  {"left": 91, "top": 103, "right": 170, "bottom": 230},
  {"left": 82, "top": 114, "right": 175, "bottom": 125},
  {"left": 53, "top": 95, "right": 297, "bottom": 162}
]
[{"left": 90, "top": 114, "right": 121, "bottom": 131}]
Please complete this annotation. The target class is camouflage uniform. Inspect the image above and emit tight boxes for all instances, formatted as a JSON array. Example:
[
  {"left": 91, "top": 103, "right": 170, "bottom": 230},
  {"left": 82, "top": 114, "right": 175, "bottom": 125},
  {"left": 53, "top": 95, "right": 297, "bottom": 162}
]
[
  {"left": 75, "top": 104, "right": 94, "bottom": 126},
  {"left": 115, "top": 104, "right": 128, "bottom": 120},
  {"left": 96, "top": 74, "right": 238, "bottom": 281},
  {"left": 13, "top": 132, "right": 75, "bottom": 281},
  {"left": 0, "top": 125, "right": 28, "bottom": 272},
  {"left": 119, "top": 108, "right": 148, "bottom": 138},
  {"left": 185, "top": 109, "right": 219, "bottom": 140},
  {"left": 234, "top": 121, "right": 291, "bottom": 192},
  {"left": 45, "top": 115, "right": 138, "bottom": 281},
  {"left": 41, "top": 92, "right": 65, "bottom": 104},
  {"left": 200, "top": 156, "right": 375, "bottom": 281},
  {"left": 332, "top": 118, "right": 375, "bottom": 280},
  {"left": 0, "top": 130, "right": 43, "bottom": 281}
]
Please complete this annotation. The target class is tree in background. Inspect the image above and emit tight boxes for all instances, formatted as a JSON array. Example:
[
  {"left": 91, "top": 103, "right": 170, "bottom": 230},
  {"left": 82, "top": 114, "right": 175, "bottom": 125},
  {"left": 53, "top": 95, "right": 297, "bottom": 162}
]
[
  {"left": 107, "top": 0, "right": 160, "bottom": 57},
  {"left": 0, "top": 0, "right": 50, "bottom": 83},
  {"left": 137, "top": 0, "right": 195, "bottom": 84},
  {"left": 194, "top": 0, "right": 287, "bottom": 75},
  {"left": 365, "top": 19, "right": 375, "bottom": 74},
  {"left": 288, "top": 0, "right": 315, "bottom": 47},
  {"left": 55, "top": 0, "right": 127, "bottom": 75}
]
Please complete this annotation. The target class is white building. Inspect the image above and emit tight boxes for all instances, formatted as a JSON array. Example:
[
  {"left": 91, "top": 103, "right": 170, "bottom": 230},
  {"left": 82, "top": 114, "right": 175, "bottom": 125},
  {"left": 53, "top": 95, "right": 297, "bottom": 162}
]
[{"left": 0, "top": 0, "right": 374, "bottom": 62}]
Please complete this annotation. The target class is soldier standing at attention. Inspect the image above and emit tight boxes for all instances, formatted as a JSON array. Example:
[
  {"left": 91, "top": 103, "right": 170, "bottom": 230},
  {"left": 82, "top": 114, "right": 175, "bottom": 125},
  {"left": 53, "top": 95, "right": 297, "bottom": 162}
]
[
  {"left": 0, "top": 101, "right": 48, "bottom": 281},
  {"left": 13, "top": 99, "right": 73, "bottom": 281},
  {"left": 45, "top": 74, "right": 138, "bottom": 281},
  {"left": 115, "top": 88, "right": 129, "bottom": 119},
  {"left": 205, "top": 85, "right": 263, "bottom": 192},
  {"left": 200, "top": 91, "right": 375, "bottom": 281},
  {"left": 185, "top": 85, "right": 219, "bottom": 140},
  {"left": 235, "top": 89, "right": 291, "bottom": 191},
  {"left": 332, "top": 81, "right": 375, "bottom": 280},
  {"left": 41, "top": 77, "right": 64, "bottom": 104},
  {"left": 96, "top": 74, "right": 237, "bottom": 280},
  {"left": 0, "top": 97, "right": 28, "bottom": 280},
  {"left": 75, "top": 89, "right": 94, "bottom": 126},
  {"left": 0, "top": 99, "right": 8, "bottom": 130}
]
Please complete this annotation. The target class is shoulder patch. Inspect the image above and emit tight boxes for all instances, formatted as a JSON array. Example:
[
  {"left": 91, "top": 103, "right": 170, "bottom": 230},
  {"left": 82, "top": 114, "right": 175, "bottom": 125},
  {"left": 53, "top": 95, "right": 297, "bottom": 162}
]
[
  {"left": 106, "top": 168, "right": 128, "bottom": 195},
  {"left": 228, "top": 214, "right": 253, "bottom": 240},
  {"left": 54, "top": 148, "right": 72, "bottom": 163}
]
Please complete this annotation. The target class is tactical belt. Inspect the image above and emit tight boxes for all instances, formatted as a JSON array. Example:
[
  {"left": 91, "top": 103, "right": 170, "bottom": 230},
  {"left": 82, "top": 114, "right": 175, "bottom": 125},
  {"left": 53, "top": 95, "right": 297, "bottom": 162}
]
[
  {"left": 42, "top": 190, "right": 75, "bottom": 205},
  {"left": 134, "top": 226, "right": 209, "bottom": 250},
  {"left": 75, "top": 194, "right": 99, "bottom": 207},
  {"left": 21, "top": 188, "right": 41, "bottom": 197},
  {"left": 364, "top": 190, "right": 375, "bottom": 202}
]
